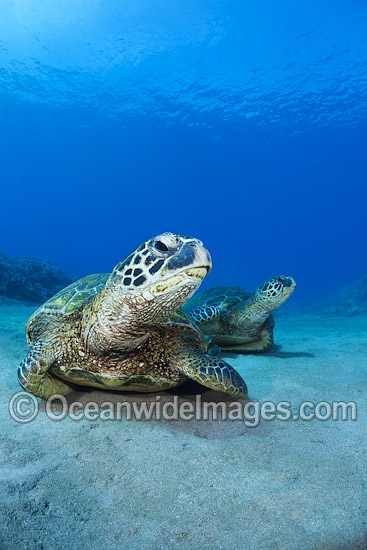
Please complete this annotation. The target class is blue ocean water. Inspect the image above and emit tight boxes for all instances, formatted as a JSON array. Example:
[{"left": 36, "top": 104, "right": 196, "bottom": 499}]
[
  {"left": 1, "top": 0, "right": 366, "bottom": 304},
  {"left": 2, "top": 5, "right": 367, "bottom": 549}
]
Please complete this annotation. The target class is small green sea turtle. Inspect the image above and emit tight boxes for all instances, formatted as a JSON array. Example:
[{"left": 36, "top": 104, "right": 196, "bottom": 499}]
[
  {"left": 18, "top": 233, "right": 248, "bottom": 399},
  {"left": 185, "top": 276, "right": 296, "bottom": 353}
]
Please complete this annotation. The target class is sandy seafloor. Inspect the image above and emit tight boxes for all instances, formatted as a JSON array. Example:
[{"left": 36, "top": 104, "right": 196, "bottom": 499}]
[{"left": 0, "top": 303, "right": 366, "bottom": 550}]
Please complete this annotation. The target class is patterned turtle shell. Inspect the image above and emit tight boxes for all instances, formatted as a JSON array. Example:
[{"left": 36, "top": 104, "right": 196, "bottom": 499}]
[
  {"left": 26, "top": 273, "right": 109, "bottom": 345},
  {"left": 184, "top": 285, "right": 252, "bottom": 313}
]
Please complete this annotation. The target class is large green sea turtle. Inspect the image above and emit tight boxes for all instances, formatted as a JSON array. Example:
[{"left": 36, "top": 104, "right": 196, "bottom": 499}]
[
  {"left": 185, "top": 276, "right": 296, "bottom": 353},
  {"left": 18, "top": 233, "right": 248, "bottom": 399}
]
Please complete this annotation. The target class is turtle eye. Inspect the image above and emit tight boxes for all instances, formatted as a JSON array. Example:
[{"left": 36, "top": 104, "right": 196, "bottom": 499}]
[
  {"left": 154, "top": 241, "right": 169, "bottom": 252},
  {"left": 278, "top": 275, "right": 287, "bottom": 283}
]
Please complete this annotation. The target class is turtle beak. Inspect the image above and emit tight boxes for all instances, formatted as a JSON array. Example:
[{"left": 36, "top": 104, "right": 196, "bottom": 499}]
[
  {"left": 184, "top": 247, "right": 212, "bottom": 281},
  {"left": 186, "top": 243, "right": 211, "bottom": 279},
  {"left": 193, "top": 246, "right": 212, "bottom": 274},
  {"left": 163, "top": 239, "right": 212, "bottom": 277},
  {"left": 184, "top": 267, "right": 209, "bottom": 280},
  {"left": 282, "top": 277, "right": 296, "bottom": 296},
  {"left": 284, "top": 276, "right": 296, "bottom": 288}
]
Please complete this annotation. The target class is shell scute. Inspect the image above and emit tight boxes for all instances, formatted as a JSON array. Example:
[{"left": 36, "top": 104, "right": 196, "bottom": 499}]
[
  {"left": 26, "top": 273, "right": 109, "bottom": 343},
  {"left": 185, "top": 285, "right": 252, "bottom": 312}
]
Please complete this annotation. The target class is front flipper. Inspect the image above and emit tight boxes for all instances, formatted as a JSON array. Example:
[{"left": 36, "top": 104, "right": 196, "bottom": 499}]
[
  {"left": 188, "top": 305, "right": 222, "bottom": 325},
  {"left": 18, "top": 343, "right": 75, "bottom": 399},
  {"left": 172, "top": 348, "right": 247, "bottom": 399}
]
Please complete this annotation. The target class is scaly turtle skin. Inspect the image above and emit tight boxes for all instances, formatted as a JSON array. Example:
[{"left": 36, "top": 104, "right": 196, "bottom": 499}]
[
  {"left": 19, "top": 233, "right": 248, "bottom": 399},
  {"left": 185, "top": 276, "right": 296, "bottom": 353}
]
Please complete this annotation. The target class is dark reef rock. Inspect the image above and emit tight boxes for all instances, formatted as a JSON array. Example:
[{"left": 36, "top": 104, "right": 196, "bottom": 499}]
[
  {"left": 323, "top": 276, "right": 367, "bottom": 316},
  {"left": 338, "top": 276, "right": 367, "bottom": 307},
  {"left": 0, "top": 252, "right": 74, "bottom": 304}
]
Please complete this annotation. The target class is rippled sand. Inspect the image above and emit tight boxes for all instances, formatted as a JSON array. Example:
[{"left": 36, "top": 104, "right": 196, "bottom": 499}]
[{"left": 0, "top": 304, "right": 366, "bottom": 550}]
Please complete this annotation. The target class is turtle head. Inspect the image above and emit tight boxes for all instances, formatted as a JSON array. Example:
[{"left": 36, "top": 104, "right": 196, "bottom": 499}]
[
  {"left": 254, "top": 275, "right": 296, "bottom": 309},
  {"left": 107, "top": 232, "right": 212, "bottom": 325}
]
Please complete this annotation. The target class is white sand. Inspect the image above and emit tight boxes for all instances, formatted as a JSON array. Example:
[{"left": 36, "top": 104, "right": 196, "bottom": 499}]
[{"left": 0, "top": 304, "right": 366, "bottom": 549}]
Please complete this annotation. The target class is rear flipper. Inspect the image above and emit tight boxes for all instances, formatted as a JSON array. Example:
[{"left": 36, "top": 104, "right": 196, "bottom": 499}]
[
  {"left": 221, "top": 317, "right": 274, "bottom": 353},
  {"left": 222, "top": 327, "right": 273, "bottom": 353},
  {"left": 172, "top": 348, "right": 247, "bottom": 399},
  {"left": 18, "top": 344, "right": 75, "bottom": 399}
]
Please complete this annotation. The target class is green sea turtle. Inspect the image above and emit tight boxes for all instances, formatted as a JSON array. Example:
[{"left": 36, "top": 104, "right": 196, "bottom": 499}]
[
  {"left": 185, "top": 276, "right": 296, "bottom": 353},
  {"left": 18, "top": 233, "right": 248, "bottom": 400}
]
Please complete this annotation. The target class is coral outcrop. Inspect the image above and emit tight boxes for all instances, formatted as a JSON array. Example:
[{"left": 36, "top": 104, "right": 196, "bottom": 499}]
[{"left": 0, "top": 252, "right": 74, "bottom": 303}]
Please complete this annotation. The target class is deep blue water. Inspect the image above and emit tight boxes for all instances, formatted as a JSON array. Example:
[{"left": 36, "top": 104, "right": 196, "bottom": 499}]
[{"left": 1, "top": 0, "right": 366, "bottom": 304}]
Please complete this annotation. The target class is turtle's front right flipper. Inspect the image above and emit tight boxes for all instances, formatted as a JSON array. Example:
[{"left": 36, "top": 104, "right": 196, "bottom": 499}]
[
  {"left": 172, "top": 347, "right": 248, "bottom": 399},
  {"left": 188, "top": 305, "right": 222, "bottom": 325},
  {"left": 18, "top": 343, "right": 75, "bottom": 399}
]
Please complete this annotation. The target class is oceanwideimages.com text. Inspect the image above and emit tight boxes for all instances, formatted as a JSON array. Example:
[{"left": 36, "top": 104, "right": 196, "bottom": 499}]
[{"left": 9, "top": 392, "right": 357, "bottom": 428}]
